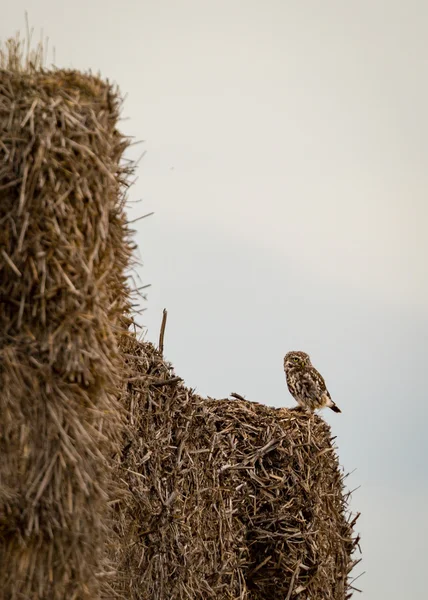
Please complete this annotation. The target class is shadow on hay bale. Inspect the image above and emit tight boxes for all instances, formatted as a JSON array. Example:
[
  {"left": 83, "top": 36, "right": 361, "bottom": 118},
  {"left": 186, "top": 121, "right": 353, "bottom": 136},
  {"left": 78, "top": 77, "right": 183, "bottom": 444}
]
[
  {"left": 0, "top": 39, "right": 133, "bottom": 599},
  {"left": 110, "top": 335, "right": 360, "bottom": 599}
]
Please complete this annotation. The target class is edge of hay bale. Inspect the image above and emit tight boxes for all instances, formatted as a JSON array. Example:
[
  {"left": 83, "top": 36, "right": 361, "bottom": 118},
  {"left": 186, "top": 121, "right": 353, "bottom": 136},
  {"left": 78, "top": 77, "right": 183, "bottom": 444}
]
[
  {"left": 0, "top": 39, "right": 134, "bottom": 599},
  {"left": 110, "top": 335, "right": 360, "bottom": 600}
]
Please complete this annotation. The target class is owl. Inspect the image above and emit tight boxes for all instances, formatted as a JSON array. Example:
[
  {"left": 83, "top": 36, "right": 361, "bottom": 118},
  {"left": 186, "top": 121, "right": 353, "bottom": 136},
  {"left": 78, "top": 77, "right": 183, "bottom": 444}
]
[{"left": 283, "top": 351, "right": 341, "bottom": 413}]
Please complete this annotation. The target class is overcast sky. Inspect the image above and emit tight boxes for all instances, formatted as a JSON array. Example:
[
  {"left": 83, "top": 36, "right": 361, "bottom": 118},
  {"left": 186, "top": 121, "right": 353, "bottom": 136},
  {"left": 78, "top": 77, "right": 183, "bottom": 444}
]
[{"left": 2, "top": 2, "right": 428, "bottom": 598}]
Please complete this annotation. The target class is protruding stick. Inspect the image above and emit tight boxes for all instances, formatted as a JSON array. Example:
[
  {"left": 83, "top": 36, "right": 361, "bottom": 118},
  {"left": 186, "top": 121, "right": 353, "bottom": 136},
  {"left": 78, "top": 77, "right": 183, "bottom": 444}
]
[
  {"left": 230, "top": 392, "right": 246, "bottom": 401},
  {"left": 158, "top": 308, "right": 168, "bottom": 356}
]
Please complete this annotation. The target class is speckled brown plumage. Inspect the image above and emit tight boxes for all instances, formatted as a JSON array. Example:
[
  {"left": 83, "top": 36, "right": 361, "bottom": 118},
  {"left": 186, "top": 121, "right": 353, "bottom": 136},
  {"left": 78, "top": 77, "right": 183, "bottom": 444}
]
[{"left": 283, "top": 351, "right": 341, "bottom": 413}]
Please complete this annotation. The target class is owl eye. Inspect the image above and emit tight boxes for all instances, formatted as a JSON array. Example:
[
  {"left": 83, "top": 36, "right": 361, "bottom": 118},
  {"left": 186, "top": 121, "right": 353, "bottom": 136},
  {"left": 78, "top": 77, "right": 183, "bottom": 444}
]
[{"left": 292, "top": 356, "right": 300, "bottom": 363}]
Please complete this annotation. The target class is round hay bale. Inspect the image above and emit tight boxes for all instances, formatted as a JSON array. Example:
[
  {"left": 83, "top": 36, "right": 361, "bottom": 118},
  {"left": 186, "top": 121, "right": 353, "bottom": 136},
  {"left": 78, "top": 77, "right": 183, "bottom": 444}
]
[
  {"left": 0, "top": 39, "right": 133, "bottom": 599},
  {"left": 110, "top": 336, "right": 359, "bottom": 599}
]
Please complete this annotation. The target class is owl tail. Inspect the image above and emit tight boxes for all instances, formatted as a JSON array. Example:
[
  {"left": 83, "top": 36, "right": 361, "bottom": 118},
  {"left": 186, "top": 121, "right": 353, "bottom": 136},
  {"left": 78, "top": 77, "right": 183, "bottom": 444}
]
[{"left": 324, "top": 393, "right": 341, "bottom": 413}]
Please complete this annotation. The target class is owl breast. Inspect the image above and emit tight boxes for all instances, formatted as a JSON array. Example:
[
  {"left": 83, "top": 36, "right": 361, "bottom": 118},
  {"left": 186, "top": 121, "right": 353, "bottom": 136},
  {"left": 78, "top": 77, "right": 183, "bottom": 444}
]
[{"left": 285, "top": 368, "right": 325, "bottom": 410}]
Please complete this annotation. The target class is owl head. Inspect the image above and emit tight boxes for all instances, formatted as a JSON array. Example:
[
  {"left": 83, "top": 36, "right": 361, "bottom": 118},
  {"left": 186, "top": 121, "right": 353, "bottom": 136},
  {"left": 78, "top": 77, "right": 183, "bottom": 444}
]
[{"left": 283, "top": 350, "right": 312, "bottom": 370}]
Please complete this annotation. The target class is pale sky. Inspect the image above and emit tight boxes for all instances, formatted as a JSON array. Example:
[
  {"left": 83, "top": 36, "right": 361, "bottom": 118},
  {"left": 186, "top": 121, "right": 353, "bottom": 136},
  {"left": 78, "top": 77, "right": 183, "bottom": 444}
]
[{"left": 2, "top": 2, "right": 428, "bottom": 598}]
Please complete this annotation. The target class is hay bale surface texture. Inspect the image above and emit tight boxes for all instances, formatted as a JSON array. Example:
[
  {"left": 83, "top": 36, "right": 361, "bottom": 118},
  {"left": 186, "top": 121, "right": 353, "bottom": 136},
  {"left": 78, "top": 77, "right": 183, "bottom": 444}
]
[
  {"left": 111, "top": 337, "right": 358, "bottom": 599},
  {"left": 0, "top": 41, "right": 133, "bottom": 599}
]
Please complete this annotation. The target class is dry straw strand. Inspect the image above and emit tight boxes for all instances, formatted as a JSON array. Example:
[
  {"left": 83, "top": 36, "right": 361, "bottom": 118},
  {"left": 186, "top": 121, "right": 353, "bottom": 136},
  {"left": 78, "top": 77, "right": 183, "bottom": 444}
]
[{"left": 0, "top": 37, "right": 134, "bottom": 599}]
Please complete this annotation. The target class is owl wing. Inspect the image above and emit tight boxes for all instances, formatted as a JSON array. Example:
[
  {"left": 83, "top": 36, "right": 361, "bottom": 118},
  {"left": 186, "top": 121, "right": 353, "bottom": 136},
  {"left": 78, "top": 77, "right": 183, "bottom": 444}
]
[{"left": 303, "top": 368, "right": 331, "bottom": 399}]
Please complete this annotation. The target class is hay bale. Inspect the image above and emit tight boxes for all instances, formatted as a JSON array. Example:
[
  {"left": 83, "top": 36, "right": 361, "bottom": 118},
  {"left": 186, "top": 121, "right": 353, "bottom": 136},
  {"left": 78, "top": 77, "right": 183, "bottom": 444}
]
[
  {"left": 111, "top": 336, "right": 359, "bottom": 599},
  {"left": 0, "top": 39, "right": 133, "bottom": 599}
]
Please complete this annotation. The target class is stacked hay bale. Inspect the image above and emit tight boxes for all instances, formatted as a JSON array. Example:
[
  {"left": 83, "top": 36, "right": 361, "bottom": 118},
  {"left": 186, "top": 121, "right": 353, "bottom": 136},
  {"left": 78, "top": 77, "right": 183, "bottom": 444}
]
[
  {"left": 0, "top": 36, "right": 359, "bottom": 600},
  {"left": 111, "top": 336, "right": 359, "bottom": 599},
  {"left": 0, "top": 40, "right": 133, "bottom": 599}
]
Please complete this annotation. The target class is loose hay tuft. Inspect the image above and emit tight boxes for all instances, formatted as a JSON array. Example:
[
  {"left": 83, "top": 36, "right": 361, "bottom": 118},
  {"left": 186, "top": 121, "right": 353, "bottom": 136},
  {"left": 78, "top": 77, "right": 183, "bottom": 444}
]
[
  {"left": 110, "top": 336, "right": 359, "bottom": 599},
  {"left": 0, "top": 39, "right": 134, "bottom": 599}
]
